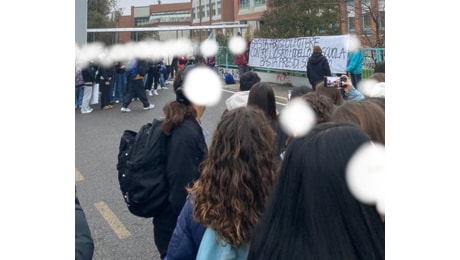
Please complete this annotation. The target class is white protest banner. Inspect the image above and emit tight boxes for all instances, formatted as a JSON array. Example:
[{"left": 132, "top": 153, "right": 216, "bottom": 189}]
[{"left": 248, "top": 35, "right": 350, "bottom": 73}]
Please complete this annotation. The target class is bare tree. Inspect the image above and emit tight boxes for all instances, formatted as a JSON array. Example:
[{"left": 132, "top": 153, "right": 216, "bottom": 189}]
[{"left": 347, "top": 0, "right": 385, "bottom": 48}]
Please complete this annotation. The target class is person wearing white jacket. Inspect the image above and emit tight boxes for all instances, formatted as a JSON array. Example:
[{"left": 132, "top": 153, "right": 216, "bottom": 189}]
[{"left": 224, "top": 71, "right": 260, "bottom": 111}]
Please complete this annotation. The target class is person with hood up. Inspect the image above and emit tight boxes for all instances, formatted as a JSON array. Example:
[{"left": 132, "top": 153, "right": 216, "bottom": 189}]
[{"left": 307, "top": 45, "right": 332, "bottom": 91}]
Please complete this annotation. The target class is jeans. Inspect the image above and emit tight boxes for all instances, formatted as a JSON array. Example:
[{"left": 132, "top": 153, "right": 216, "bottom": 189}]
[
  {"left": 75, "top": 86, "right": 83, "bottom": 108},
  {"left": 159, "top": 71, "right": 165, "bottom": 88},
  {"left": 114, "top": 73, "right": 127, "bottom": 102},
  {"left": 350, "top": 73, "right": 362, "bottom": 88}
]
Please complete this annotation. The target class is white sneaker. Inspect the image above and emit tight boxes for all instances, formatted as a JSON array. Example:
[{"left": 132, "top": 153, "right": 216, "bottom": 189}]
[
  {"left": 153, "top": 90, "right": 159, "bottom": 95},
  {"left": 81, "top": 110, "right": 92, "bottom": 114},
  {"left": 144, "top": 104, "right": 155, "bottom": 110},
  {"left": 161, "top": 86, "right": 168, "bottom": 90},
  {"left": 115, "top": 100, "right": 120, "bottom": 104},
  {"left": 120, "top": 107, "right": 131, "bottom": 113},
  {"left": 148, "top": 90, "right": 153, "bottom": 96}
]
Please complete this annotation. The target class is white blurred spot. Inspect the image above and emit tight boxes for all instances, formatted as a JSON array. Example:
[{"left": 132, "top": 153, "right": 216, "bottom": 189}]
[
  {"left": 279, "top": 98, "right": 316, "bottom": 137},
  {"left": 346, "top": 142, "right": 385, "bottom": 215},
  {"left": 228, "top": 36, "right": 247, "bottom": 55},
  {"left": 348, "top": 34, "right": 361, "bottom": 52},
  {"left": 357, "top": 79, "right": 385, "bottom": 98},
  {"left": 183, "top": 67, "right": 223, "bottom": 106},
  {"left": 200, "top": 39, "right": 219, "bottom": 57},
  {"left": 75, "top": 39, "right": 194, "bottom": 67}
]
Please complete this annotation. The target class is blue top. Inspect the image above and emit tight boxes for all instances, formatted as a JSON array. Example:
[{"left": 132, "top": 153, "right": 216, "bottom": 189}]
[
  {"left": 347, "top": 50, "right": 364, "bottom": 74},
  {"left": 165, "top": 196, "right": 206, "bottom": 260},
  {"left": 196, "top": 228, "right": 249, "bottom": 260},
  {"left": 344, "top": 87, "right": 365, "bottom": 102}
]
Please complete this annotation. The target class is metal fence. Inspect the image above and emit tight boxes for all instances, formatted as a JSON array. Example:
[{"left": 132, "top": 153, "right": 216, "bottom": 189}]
[{"left": 215, "top": 47, "right": 385, "bottom": 79}]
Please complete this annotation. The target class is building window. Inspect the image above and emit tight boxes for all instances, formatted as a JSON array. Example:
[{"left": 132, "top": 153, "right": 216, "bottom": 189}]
[
  {"left": 362, "top": 12, "right": 372, "bottom": 33},
  {"left": 134, "top": 17, "right": 149, "bottom": 26},
  {"left": 347, "top": 16, "right": 355, "bottom": 33},
  {"left": 193, "top": 7, "right": 199, "bottom": 20},
  {"left": 254, "top": 0, "right": 265, "bottom": 6},
  {"left": 239, "top": 0, "right": 249, "bottom": 9},
  {"left": 204, "top": 4, "right": 209, "bottom": 18},
  {"left": 149, "top": 11, "right": 191, "bottom": 23},
  {"left": 379, "top": 11, "right": 385, "bottom": 30}
]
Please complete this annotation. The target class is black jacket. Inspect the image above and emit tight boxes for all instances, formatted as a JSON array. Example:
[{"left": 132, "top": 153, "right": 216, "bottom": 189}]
[
  {"left": 75, "top": 195, "right": 94, "bottom": 260},
  {"left": 82, "top": 65, "right": 96, "bottom": 85},
  {"left": 166, "top": 118, "right": 208, "bottom": 215},
  {"left": 307, "top": 53, "right": 332, "bottom": 88}
]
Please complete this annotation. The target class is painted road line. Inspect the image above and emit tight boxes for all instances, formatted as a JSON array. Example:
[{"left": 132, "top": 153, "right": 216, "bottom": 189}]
[
  {"left": 94, "top": 201, "right": 132, "bottom": 240},
  {"left": 75, "top": 168, "right": 84, "bottom": 181}
]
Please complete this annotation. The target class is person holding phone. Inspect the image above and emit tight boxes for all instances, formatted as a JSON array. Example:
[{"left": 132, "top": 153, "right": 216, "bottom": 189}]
[{"left": 339, "top": 74, "right": 365, "bottom": 102}]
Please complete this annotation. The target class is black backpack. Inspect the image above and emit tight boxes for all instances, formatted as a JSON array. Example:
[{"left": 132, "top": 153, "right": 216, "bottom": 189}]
[{"left": 116, "top": 119, "right": 169, "bottom": 218}]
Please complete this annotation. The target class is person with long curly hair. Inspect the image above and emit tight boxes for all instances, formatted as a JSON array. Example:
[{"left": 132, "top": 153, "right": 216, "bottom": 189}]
[{"left": 165, "top": 106, "right": 278, "bottom": 260}]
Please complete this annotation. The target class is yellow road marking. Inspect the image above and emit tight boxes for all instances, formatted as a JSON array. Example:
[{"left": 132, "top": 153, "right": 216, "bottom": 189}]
[
  {"left": 75, "top": 168, "right": 84, "bottom": 181},
  {"left": 94, "top": 201, "right": 132, "bottom": 240}
]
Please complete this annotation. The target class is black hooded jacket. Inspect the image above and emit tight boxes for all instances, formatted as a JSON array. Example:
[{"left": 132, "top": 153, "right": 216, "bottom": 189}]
[{"left": 307, "top": 53, "right": 332, "bottom": 89}]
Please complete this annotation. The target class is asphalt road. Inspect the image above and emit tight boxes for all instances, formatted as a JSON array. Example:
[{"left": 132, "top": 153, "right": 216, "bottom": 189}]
[{"left": 75, "top": 81, "right": 291, "bottom": 259}]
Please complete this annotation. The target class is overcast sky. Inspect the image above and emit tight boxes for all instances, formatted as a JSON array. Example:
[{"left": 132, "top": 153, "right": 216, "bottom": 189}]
[{"left": 118, "top": 0, "right": 189, "bottom": 15}]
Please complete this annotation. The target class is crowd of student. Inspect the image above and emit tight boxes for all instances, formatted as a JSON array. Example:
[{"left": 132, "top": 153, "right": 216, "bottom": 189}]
[
  {"left": 76, "top": 45, "right": 385, "bottom": 259},
  {"left": 75, "top": 58, "right": 177, "bottom": 114}
]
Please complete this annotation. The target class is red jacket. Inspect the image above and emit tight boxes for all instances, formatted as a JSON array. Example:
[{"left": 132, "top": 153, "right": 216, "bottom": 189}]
[{"left": 235, "top": 53, "right": 248, "bottom": 66}]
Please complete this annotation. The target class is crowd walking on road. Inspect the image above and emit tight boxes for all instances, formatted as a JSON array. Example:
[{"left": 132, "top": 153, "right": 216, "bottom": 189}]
[{"left": 76, "top": 44, "right": 385, "bottom": 259}]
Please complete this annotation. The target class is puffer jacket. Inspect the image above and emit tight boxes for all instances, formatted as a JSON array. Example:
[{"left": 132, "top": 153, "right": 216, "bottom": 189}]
[{"left": 165, "top": 195, "right": 206, "bottom": 260}]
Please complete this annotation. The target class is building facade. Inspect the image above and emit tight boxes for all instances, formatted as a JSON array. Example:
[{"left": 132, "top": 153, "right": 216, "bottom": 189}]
[
  {"left": 116, "top": 2, "right": 192, "bottom": 43},
  {"left": 115, "top": 0, "right": 384, "bottom": 47}
]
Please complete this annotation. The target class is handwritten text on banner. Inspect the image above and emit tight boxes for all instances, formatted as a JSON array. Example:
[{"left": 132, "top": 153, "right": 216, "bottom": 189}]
[{"left": 248, "top": 35, "right": 350, "bottom": 73}]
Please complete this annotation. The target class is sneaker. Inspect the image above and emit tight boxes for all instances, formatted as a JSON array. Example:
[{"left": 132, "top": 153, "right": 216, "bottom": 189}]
[
  {"left": 143, "top": 104, "right": 155, "bottom": 110},
  {"left": 121, "top": 107, "right": 131, "bottom": 113},
  {"left": 148, "top": 90, "right": 153, "bottom": 96},
  {"left": 81, "top": 109, "right": 92, "bottom": 114},
  {"left": 115, "top": 100, "right": 120, "bottom": 104},
  {"left": 161, "top": 86, "right": 168, "bottom": 89},
  {"left": 103, "top": 105, "right": 112, "bottom": 110},
  {"left": 153, "top": 90, "right": 159, "bottom": 95}
]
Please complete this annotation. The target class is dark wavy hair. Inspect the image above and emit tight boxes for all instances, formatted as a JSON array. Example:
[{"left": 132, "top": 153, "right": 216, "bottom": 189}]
[
  {"left": 161, "top": 66, "right": 197, "bottom": 135},
  {"left": 331, "top": 99, "right": 385, "bottom": 145},
  {"left": 188, "top": 106, "right": 277, "bottom": 248},
  {"left": 301, "top": 91, "right": 334, "bottom": 123},
  {"left": 248, "top": 122, "right": 385, "bottom": 259}
]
